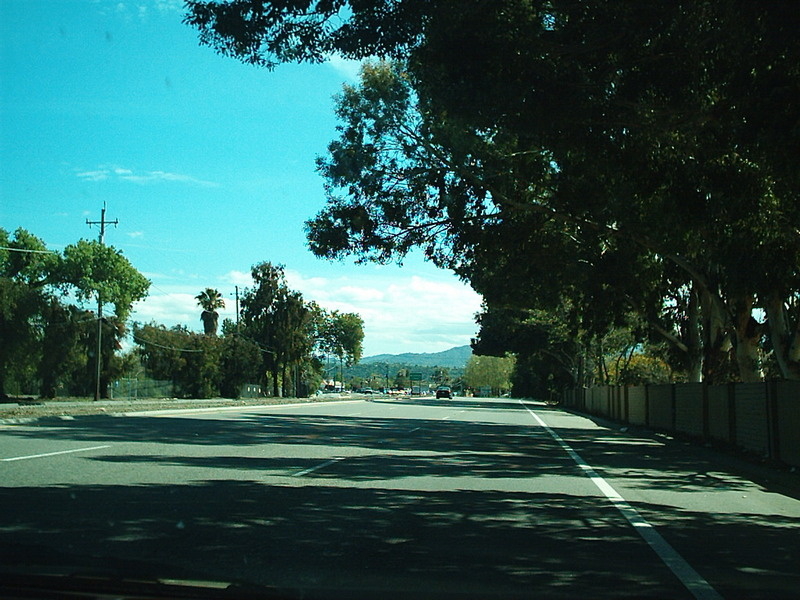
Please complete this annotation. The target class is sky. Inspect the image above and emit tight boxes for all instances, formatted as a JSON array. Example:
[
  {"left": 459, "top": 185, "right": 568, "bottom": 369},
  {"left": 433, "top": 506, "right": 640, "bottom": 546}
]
[{"left": 0, "top": 0, "right": 483, "bottom": 357}]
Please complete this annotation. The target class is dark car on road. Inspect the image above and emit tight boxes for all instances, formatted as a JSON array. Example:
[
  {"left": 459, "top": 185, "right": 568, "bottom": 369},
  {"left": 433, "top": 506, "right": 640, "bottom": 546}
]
[{"left": 435, "top": 386, "right": 453, "bottom": 399}]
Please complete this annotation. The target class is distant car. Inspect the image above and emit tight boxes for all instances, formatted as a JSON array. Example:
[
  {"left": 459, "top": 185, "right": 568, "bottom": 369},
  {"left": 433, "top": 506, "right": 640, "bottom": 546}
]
[{"left": 436, "top": 386, "right": 452, "bottom": 399}]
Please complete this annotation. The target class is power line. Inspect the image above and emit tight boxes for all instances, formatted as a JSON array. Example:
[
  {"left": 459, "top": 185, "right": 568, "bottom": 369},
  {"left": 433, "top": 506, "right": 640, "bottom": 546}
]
[
  {"left": 0, "top": 246, "right": 58, "bottom": 254},
  {"left": 130, "top": 332, "right": 205, "bottom": 353}
]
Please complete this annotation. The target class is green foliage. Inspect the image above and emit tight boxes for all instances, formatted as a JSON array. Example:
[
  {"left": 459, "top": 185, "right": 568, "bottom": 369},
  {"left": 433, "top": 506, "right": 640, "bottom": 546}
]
[
  {"left": 60, "top": 239, "right": 150, "bottom": 320},
  {"left": 38, "top": 301, "right": 92, "bottom": 398},
  {"left": 184, "top": 0, "right": 424, "bottom": 68},
  {"left": 319, "top": 310, "right": 365, "bottom": 366},
  {"left": 196, "top": 288, "right": 225, "bottom": 336},
  {"left": 0, "top": 228, "right": 149, "bottom": 397},
  {"left": 134, "top": 323, "right": 228, "bottom": 398},
  {"left": 465, "top": 354, "right": 515, "bottom": 396},
  {"left": 187, "top": 2, "right": 800, "bottom": 384},
  {"left": 240, "top": 262, "right": 364, "bottom": 396},
  {"left": 219, "top": 334, "right": 262, "bottom": 398},
  {"left": 617, "top": 354, "right": 674, "bottom": 386}
]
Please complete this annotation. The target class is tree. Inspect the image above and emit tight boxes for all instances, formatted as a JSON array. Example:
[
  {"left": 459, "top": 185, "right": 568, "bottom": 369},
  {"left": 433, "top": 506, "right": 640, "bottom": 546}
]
[
  {"left": 394, "top": 368, "right": 411, "bottom": 390},
  {"left": 186, "top": 1, "right": 800, "bottom": 384},
  {"left": 134, "top": 323, "right": 230, "bottom": 398},
  {"left": 59, "top": 239, "right": 150, "bottom": 321},
  {"left": 184, "top": 0, "right": 426, "bottom": 68},
  {"left": 1, "top": 228, "right": 149, "bottom": 398},
  {"left": 219, "top": 326, "right": 261, "bottom": 398},
  {"left": 465, "top": 354, "right": 515, "bottom": 397},
  {"left": 240, "top": 262, "right": 320, "bottom": 396},
  {"left": 196, "top": 287, "right": 226, "bottom": 336},
  {"left": 0, "top": 229, "right": 52, "bottom": 397},
  {"left": 431, "top": 367, "right": 450, "bottom": 386}
]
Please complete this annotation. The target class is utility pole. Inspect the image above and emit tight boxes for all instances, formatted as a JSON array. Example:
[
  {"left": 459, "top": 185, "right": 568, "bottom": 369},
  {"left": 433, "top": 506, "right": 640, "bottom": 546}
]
[
  {"left": 235, "top": 285, "right": 240, "bottom": 331},
  {"left": 86, "top": 202, "right": 118, "bottom": 401}
]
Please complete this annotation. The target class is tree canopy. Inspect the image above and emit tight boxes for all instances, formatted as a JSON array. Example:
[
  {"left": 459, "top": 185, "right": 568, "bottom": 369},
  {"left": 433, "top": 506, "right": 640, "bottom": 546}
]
[
  {"left": 0, "top": 228, "right": 150, "bottom": 398},
  {"left": 185, "top": 1, "right": 800, "bottom": 386}
]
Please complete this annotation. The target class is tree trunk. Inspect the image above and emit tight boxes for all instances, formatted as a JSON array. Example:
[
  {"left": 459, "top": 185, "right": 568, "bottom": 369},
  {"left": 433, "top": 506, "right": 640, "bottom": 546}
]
[
  {"left": 686, "top": 284, "right": 703, "bottom": 382},
  {"left": 732, "top": 295, "right": 764, "bottom": 382},
  {"left": 765, "top": 294, "right": 800, "bottom": 380},
  {"left": 281, "top": 366, "right": 290, "bottom": 397},
  {"left": 271, "top": 366, "right": 280, "bottom": 397},
  {"left": 201, "top": 310, "right": 218, "bottom": 336},
  {"left": 700, "top": 285, "right": 732, "bottom": 384}
]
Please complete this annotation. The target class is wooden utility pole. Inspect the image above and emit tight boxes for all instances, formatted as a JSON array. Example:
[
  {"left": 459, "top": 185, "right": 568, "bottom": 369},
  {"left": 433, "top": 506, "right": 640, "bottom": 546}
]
[{"left": 86, "top": 202, "right": 118, "bottom": 401}]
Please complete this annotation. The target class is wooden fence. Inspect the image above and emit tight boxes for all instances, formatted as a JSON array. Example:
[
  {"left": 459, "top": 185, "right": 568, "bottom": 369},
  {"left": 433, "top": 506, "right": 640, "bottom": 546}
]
[{"left": 562, "top": 381, "right": 800, "bottom": 468}]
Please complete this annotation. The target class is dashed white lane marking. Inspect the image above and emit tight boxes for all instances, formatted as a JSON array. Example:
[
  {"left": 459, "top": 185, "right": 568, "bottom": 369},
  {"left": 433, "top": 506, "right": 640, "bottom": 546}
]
[
  {"left": 520, "top": 400, "right": 722, "bottom": 600},
  {"left": 292, "top": 457, "right": 346, "bottom": 477},
  {"left": 2, "top": 445, "right": 111, "bottom": 462}
]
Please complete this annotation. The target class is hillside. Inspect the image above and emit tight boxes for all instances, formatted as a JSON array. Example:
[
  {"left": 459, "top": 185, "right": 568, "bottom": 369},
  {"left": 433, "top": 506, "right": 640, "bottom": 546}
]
[{"left": 360, "top": 345, "right": 472, "bottom": 369}]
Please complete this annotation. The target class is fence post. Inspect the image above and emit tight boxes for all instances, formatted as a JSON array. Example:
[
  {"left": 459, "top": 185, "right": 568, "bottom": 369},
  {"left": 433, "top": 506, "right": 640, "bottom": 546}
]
[
  {"left": 671, "top": 383, "right": 677, "bottom": 432},
  {"left": 623, "top": 386, "right": 629, "bottom": 423},
  {"left": 728, "top": 382, "right": 737, "bottom": 445}
]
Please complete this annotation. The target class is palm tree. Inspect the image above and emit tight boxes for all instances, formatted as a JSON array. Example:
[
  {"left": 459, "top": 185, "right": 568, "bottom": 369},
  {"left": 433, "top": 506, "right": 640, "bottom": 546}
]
[{"left": 196, "top": 288, "right": 225, "bottom": 336}]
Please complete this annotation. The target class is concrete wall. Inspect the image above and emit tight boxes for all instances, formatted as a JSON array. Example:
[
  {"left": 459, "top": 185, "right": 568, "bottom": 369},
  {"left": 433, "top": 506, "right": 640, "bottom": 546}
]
[
  {"left": 675, "top": 383, "right": 704, "bottom": 437},
  {"left": 707, "top": 385, "right": 732, "bottom": 443},
  {"left": 776, "top": 381, "right": 800, "bottom": 468},
  {"left": 734, "top": 383, "right": 770, "bottom": 456},
  {"left": 647, "top": 385, "right": 673, "bottom": 430},
  {"left": 628, "top": 386, "right": 647, "bottom": 425},
  {"left": 563, "top": 381, "right": 800, "bottom": 468}
]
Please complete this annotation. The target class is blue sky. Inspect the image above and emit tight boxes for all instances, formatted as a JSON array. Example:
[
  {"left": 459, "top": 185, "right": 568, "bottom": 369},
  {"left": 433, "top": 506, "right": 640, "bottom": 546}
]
[{"left": 0, "top": 0, "right": 482, "bottom": 357}]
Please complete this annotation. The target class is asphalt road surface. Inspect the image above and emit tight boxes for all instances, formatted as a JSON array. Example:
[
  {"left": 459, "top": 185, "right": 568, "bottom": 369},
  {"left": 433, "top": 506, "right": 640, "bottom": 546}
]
[{"left": 1, "top": 396, "right": 799, "bottom": 599}]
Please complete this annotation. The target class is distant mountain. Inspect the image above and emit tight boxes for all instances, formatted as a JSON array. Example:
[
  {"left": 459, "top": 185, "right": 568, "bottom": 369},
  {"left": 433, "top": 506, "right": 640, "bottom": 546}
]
[{"left": 360, "top": 345, "right": 472, "bottom": 368}]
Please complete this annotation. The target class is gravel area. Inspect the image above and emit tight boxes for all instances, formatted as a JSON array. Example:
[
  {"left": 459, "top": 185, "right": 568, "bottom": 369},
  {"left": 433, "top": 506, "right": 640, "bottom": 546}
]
[{"left": 0, "top": 394, "right": 354, "bottom": 421}]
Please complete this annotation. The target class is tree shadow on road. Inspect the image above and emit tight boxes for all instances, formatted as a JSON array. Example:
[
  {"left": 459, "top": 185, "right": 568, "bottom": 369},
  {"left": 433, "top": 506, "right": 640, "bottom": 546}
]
[
  {"left": 370, "top": 397, "right": 527, "bottom": 411},
  {"left": 0, "top": 482, "right": 680, "bottom": 599},
  {"left": 6, "top": 407, "right": 798, "bottom": 500},
  {"left": 1, "top": 479, "right": 798, "bottom": 599}
]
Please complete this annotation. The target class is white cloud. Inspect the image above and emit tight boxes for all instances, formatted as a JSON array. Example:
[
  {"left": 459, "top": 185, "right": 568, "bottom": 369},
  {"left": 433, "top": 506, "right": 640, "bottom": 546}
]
[
  {"left": 129, "top": 269, "right": 483, "bottom": 357},
  {"left": 221, "top": 270, "right": 253, "bottom": 287},
  {"left": 326, "top": 56, "right": 363, "bottom": 82},
  {"left": 99, "top": 0, "right": 182, "bottom": 20},
  {"left": 76, "top": 165, "right": 218, "bottom": 187},
  {"left": 76, "top": 170, "right": 109, "bottom": 182},
  {"left": 285, "top": 269, "right": 483, "bottom": 356}
]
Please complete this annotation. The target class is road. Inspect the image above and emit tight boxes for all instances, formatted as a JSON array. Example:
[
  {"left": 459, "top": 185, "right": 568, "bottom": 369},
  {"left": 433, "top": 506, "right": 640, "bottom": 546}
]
[{"left": 1, "top": 396, "right": 799, "bottom": 599}]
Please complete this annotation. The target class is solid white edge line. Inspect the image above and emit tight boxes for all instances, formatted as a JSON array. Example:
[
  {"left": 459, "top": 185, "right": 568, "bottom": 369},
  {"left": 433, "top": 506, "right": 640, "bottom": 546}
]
[
  {"left": 2, "top": 445, "right": 111, "bottom": 462},
  {"left": 292, "top": 457, "right": 345, "bottom": 477},
  {"left": 520, "top": 400, "right": 722, "bottom": 600}
]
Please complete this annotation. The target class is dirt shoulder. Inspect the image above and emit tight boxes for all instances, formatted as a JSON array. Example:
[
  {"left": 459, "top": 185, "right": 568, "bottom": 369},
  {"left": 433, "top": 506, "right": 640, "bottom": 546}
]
[{"left": 0, "top": 395, "right": 353, "bottom": 421}]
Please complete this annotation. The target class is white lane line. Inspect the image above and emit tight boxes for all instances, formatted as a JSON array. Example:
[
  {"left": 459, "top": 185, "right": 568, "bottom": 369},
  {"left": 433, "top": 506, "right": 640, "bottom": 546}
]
[
  {"left": 292, "top": 457, "right": 346, "bottom": 477},
  {"left": 409, "top": 426, "right": 422, "bottom": 433},
  {"left": 1, "top": 445, "right": 111, "bottom": 462},
  {"left": 520, "top": 401, "right": 722, "bottom": 600}
]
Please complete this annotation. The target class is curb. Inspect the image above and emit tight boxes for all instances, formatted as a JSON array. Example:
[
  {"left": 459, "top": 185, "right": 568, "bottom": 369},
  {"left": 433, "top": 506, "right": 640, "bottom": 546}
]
[{"left": 0, "top": 398, "right": 363, "bottom": 425}]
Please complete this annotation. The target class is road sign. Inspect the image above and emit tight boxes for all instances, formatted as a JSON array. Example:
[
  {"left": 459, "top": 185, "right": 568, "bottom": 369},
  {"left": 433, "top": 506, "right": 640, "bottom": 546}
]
[{"left": 410, "top": 372, "right": 423, "bottom": 381}]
